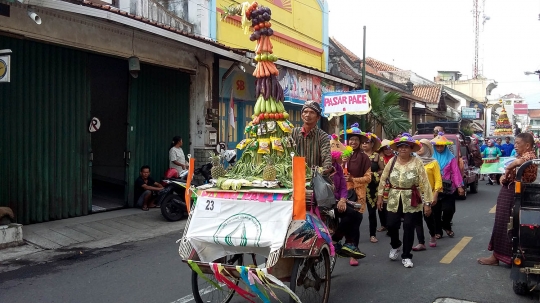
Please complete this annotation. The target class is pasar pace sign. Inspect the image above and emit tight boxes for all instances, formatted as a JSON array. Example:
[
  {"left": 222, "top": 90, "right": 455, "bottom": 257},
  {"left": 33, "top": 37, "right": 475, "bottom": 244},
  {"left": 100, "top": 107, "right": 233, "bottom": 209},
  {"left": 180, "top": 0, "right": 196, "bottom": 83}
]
[{"left": 321, "top": 90, "right": 371, "bottom": 119}]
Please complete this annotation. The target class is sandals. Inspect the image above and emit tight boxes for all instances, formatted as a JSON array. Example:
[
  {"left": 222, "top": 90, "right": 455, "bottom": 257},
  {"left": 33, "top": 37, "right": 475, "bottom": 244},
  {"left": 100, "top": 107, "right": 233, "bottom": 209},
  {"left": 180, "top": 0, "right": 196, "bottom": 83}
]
[
  {"left": 435, "top": 234, "right": 442, "bottom": 239},
  {"left": 349, "top": 258, "right": 359, "bottom": 266},
  {"left": 445, "top": 230, "right": 455, "bottom": 238},
  {"left": 141, "top": 206, "right": 149, "bottom": 211},
  {"left": 370, "top": 236, "right": 378, "bottom": 243},
  {"left": 412, "top": 244, "right": 426, "bottom": 251},
  {"left": 477, "top": 257, "right": 499, "bottom": 266},
  {"left": 377, "top": 227, "right": 387, "bottom": 232}
]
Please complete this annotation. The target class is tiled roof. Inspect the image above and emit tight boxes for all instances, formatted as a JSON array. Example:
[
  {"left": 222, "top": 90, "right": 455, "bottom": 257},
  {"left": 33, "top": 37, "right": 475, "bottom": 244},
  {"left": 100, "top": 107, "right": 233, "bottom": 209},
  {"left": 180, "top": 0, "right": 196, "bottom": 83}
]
[
  {"left": 330, "top": 37, "right": 360, "bottom": 62},
  {"left": 413, "top": 84, "right": 442, "bottom": 104},
  {"left": 338, "top": 60, "right": 359, "bottom": 80},
  {"left": 529, "top": 109, "right": 540, "bottom": 118},
  {"left": 330, "top": 37, "right": 379, "bottom": 75},
  {"left": 365, "top": 57, "right": 402, "bottom": 72},
  {"left": 80, "top": 1, "right": 247, "bottom": 55}
]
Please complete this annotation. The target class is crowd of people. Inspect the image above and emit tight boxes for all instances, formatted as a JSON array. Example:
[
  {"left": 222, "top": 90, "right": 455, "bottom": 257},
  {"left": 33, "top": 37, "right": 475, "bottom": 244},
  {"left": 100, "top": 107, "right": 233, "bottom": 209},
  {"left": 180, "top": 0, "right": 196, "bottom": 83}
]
[{"left": 300, "top": 108, "right": 537, "bottom": 270}]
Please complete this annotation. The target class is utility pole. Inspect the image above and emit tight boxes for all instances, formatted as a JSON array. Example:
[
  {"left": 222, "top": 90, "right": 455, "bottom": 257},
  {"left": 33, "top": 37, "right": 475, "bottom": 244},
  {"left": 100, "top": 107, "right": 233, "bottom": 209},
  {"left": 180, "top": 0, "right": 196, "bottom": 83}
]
[
  {"left": 361, "top": 26, "right": 366, "bottom": 130},
  {"left": 473, "top": 0, "right": 479, "bottom": 78}
]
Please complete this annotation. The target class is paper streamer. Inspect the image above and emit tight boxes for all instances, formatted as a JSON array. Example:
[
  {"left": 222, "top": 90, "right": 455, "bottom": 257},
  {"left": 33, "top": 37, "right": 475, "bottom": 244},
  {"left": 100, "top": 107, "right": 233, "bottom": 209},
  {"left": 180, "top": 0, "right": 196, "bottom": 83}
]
[
  {"left": 210, "top": 263, "right": 256, "bottom": 303},
  {"left": 260, "top": 268, "right": 302, "bottom": 303},
  {"left": 292, "top": 157, "right": 306, "bottom": 220},
  {"left": 238, "top": 266, "right": 270, "bottom": 303},
  {"left": 187, "top": 260, "right": 222, "bottom": 291},
  {"left": 185, "top": 157, "right": 196, "bottom": 212}
]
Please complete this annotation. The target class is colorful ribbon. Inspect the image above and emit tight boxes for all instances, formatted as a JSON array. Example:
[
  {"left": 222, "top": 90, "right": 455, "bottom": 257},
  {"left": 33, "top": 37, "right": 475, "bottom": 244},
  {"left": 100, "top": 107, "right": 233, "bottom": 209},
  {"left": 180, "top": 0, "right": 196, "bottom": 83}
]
[
  {"left": 187, "top": 260, "right": 223, "bottom": 291},
  {"left": 210, "top": 263, "right": 256, "bottom": 303}
]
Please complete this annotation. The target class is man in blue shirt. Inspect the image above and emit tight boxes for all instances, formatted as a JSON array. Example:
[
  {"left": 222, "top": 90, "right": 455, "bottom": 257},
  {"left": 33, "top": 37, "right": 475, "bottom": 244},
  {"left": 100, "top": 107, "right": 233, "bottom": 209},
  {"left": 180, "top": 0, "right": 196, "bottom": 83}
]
[{"left": 501, "top": 136, "right": 514, "bottom": 157}]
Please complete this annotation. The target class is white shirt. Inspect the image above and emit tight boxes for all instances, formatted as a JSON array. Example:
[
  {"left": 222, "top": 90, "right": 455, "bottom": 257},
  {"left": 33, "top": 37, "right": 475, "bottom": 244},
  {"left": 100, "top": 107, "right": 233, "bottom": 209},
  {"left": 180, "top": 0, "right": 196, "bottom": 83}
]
[{"left": 169, "top": 147, "right": 187, "bottom": 173}]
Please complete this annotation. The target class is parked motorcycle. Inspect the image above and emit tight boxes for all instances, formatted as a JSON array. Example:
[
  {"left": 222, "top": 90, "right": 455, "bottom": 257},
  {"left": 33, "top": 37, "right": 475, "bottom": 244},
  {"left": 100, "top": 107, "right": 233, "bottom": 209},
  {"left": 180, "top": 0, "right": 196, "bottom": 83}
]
[{"left": 158, "top": 163, "right": 212, "bottom": 222}]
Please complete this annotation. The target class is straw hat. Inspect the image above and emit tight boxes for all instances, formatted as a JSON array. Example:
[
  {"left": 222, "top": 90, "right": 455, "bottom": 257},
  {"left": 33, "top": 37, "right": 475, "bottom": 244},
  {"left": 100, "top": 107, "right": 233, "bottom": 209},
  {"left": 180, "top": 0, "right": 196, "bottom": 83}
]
[
  {"left": 431, "top": 132, "right": 454, "bottom": 146},
  {"left": 363, "top": 132, "right": 382, "bottom": 152},
  {"left": 389, "top": 133, "right": 421, "bottom": 152},
  {"left": 339, "top": 123, "right": 368, "bottom": 142},
  {"left": 418, "top": 138, "right": 434, "bottom": 157}
]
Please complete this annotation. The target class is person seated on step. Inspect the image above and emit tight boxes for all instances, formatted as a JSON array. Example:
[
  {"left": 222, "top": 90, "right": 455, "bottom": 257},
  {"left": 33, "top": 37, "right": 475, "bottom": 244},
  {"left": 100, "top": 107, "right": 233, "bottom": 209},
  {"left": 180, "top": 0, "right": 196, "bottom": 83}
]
[{"left": 134, "top": 165, "right": 164, "bottom": 211}]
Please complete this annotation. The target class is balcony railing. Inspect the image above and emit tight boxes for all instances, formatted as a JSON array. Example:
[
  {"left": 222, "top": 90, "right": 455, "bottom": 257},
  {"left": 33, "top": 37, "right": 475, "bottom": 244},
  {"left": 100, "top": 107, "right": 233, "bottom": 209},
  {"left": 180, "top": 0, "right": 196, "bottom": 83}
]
[{"left": 130, "top": 0, "right": 193, "bottom": 33}]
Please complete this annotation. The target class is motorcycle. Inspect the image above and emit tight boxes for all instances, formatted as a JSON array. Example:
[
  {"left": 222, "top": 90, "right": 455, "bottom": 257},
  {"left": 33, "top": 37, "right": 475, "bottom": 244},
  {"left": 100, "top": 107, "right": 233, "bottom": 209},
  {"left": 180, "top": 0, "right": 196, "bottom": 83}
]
[{"left": 158, "top": 163, "right": 212, "bottom": 222}]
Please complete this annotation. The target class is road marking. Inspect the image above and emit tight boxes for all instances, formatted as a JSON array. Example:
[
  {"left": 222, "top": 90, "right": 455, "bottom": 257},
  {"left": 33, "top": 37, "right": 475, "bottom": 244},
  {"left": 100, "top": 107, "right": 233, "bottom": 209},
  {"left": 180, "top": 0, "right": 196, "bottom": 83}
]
[
  {"left": 489, "top": 205, "right": 496, "bottom": 213},
  {"left": 171, "top": 283, "right": 224, "bottom": 303},
  {"left": 440, "top": 237, "right": 473, "bottom": 264},
  {"left": 433, "top": 299, "right": 476, "bottom": 303}
]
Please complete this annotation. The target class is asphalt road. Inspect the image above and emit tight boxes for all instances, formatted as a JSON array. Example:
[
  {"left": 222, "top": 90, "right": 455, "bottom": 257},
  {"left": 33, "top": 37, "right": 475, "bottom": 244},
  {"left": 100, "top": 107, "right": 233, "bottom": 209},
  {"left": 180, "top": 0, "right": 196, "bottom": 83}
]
[{"left": 0, "top": 182, "right": 538, "bottom": 303}]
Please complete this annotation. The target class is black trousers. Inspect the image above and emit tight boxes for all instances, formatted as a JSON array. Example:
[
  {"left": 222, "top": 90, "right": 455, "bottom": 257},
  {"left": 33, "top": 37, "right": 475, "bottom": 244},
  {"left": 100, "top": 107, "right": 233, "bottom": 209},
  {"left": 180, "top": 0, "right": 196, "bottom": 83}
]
[
  {"left": 432, "top": 193, "right": 456, "bottom": 235},
  {"left": 378, "top": 203, "right": 388, "bottom": 228},
  {"left": 332, "top": 204, "right": 363, "bottom": 246},
  {"left": 366, "top": 201, "right": 378, "bottom": 237},
  {"left": 387, "top": 200, "right": 423, "bottom": 259},
  {"left": 415, "top": 212, "right": 435, "bottom": 244}
]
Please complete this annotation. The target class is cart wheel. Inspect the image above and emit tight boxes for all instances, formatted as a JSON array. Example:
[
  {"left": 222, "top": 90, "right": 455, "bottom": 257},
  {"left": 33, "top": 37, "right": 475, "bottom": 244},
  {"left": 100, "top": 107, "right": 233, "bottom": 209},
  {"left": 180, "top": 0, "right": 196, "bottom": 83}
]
[
  {"left": 513, "top": 281, "right": 529, "bottom": 296},
  {"left": 289, "top": 249, "right": 331, "bottom": 303},
  {"left": 329, "top": 254, "right": 337, "bottom": 274},
  {"left": 191, "top": 254, "right": 243, "bottom": 303}
]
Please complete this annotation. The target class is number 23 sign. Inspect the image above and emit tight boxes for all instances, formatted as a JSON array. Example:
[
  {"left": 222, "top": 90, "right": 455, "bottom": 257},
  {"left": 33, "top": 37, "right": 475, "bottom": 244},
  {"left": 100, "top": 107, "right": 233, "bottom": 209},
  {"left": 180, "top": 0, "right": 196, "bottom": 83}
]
[{"left": 197, "top": 198, "right": 222, "bottom": 213}]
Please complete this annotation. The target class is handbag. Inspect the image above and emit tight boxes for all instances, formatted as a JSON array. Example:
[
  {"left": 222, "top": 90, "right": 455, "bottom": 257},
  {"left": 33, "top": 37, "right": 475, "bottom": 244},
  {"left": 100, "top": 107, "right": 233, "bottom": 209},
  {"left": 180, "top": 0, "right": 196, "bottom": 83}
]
[
  {"left": 442, "top": 179, "right": 453, "bottom": 195},
  {"left": 410, "top": 185, "right": 421, "bottom": 207},
  {"left": 311, "top": 169, "right": 336, "bottom": 209},
  {"left": 382, "top": 157, "right": 397, "bottom": 202},
  {"left": 347, "top": 188, "right": 358, "bottom": 202}
]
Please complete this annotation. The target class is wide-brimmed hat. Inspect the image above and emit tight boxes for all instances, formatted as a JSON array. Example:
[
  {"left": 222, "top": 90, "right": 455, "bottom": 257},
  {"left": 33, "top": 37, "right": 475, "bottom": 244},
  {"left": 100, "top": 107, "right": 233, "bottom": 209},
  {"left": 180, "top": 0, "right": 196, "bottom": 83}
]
[
  {"left": 340, "top": 123, "right": 368, "bottom": 142},
  {"left": 363, "top": 132, "right": 381, "bottom": 151},
  {"left": 390, "top": 133, "right": 421, "bottom": 152},
  {"left": 378, "top": 139, "right": 392, "bottom": 151},
  {"left": 418, "top": 139, "right": 434, "bottom": 157},
  {"left": 431, "top": 132, "right": 454, "bottom": 146}
]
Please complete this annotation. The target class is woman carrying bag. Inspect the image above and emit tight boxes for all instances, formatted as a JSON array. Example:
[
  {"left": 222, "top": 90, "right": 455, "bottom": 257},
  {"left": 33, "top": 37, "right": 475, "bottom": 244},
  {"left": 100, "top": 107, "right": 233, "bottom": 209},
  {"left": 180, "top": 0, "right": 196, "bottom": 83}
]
[
  {"left": 431, "top": 133, "right": 465, "bottom": 239},
  {"left": 377, "top": 134, "right": 433, "bottom": 268}
]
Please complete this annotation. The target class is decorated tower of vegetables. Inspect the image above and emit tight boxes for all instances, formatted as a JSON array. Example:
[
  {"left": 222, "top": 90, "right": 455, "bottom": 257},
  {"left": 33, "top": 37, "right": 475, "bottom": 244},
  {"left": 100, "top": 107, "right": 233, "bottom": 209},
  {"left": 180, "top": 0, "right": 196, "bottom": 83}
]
[{"left": 217, "top": 2, "right": 308, "bottom": 190}]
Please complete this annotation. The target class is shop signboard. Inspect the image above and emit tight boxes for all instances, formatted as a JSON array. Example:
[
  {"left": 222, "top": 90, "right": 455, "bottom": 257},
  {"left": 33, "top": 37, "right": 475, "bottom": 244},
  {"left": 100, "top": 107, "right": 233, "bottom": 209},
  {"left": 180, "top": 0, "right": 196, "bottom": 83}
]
[{"left": 461, "top": 107, "right": 477, "bottom": 119}]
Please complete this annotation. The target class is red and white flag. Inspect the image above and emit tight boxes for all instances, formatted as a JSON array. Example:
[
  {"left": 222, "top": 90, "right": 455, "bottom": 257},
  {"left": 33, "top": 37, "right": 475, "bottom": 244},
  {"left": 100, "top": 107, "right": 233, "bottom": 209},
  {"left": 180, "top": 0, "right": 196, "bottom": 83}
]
[{"left": 229, "top": 89, "right": 236, "bottom": 128}]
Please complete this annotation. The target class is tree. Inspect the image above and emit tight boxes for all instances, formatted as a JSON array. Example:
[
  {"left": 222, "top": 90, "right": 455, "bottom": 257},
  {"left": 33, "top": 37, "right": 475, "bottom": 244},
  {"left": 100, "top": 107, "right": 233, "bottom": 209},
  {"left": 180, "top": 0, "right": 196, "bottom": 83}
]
[{"left": 367, "top": 85, "right": 411, "bottom": 138}]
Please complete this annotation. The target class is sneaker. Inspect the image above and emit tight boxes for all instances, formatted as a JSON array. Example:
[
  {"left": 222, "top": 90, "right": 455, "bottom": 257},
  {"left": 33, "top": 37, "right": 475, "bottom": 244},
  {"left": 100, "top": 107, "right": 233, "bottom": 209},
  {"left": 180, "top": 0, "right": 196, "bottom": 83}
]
[
  {"left": 389, "top": 247, "right": 401, "bottom": 260},
  {"left": 333, "top": 242, "right": 346, "bottom": 258},
  {"left": 402, "top": 258, "right": 414, "bottom": 268},
  {"left": 341, "top": 243, "right": 367, "bottom": 259}
]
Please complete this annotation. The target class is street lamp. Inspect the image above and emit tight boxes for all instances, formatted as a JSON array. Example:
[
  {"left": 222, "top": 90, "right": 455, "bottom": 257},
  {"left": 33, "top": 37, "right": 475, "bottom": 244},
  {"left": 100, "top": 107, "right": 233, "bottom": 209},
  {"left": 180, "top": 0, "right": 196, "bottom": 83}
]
[{"left": 524, "top": 70, "right": 540, "bottom": 80}]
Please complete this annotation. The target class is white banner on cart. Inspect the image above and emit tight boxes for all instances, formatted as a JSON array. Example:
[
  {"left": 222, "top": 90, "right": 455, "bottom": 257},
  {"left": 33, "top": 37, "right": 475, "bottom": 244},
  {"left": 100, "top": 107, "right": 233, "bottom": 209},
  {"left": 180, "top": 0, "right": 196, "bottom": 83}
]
[{"left": 185, "top": 197, "right": 293, "bottom": 262}]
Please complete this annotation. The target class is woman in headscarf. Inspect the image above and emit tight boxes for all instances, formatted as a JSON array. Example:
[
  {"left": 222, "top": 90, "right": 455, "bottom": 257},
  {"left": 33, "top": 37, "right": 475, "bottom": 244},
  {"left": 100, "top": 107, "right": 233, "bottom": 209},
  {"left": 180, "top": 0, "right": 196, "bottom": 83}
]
[
  {"left": 341, "top": 123, "right": 372, "bottom": 266},
  {"left": 361, "top": 133, "right": 385, "bottom": 243},
  {"left": 377, "top": 134, "right": 433, "bottom": 268},
  {"left": 412, "top": 139, "right": 442, "bottom": 250},
  {"left": 478, "top": 133, "right": 537, "bottom": 265},
  {"left": 482, "top": 139, "right": 503, "bottom": 185},
  {"left": 431, "top": 133, "right": 465, "bottom": 239},
  {"left": 329, "top": 135, "right": 365, "bottom": 265}
]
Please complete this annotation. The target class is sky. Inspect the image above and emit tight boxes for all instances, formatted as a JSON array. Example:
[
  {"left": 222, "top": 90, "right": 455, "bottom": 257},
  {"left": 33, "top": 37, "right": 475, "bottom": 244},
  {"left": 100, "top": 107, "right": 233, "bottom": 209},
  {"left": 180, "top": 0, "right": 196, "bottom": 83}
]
[{"left": 327, "top": 0, "right": 540, "bottom": 104}]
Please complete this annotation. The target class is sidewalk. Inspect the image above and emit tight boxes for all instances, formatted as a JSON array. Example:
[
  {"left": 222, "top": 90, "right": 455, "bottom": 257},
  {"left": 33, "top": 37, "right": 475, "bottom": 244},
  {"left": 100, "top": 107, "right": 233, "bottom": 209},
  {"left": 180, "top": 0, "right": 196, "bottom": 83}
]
[{"left": 0, "top": 208, "right": 186, "bottom": 273}]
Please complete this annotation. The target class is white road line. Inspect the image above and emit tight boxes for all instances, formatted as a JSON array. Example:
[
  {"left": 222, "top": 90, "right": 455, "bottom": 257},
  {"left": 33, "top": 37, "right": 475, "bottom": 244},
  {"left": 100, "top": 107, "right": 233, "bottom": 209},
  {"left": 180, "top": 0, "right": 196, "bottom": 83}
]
[{"left": 170, "top": 283, "right": 224, "bottom": 303}]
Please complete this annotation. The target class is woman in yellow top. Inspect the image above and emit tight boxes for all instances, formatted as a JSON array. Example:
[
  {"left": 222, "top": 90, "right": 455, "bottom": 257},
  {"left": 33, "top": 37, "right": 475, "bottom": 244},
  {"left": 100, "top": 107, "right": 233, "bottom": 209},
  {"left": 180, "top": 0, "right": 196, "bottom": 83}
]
[
  {"left": 412, "top": 139, "right": 442, "bottom": 251},
  {"left": 377, "top": 134, "right": 433, "bottom": 268}
]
